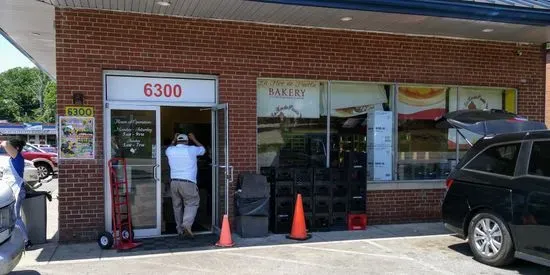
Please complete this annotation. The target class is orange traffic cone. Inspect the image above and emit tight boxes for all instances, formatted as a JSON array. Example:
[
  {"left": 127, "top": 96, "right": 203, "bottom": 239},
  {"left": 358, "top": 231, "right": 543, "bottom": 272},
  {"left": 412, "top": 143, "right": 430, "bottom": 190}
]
[
  {"left": 215, "top": 214, "right": 235, "bottom": 247},
  {"left": 286, "top": 193, "right": 311, "bottom": 240}
]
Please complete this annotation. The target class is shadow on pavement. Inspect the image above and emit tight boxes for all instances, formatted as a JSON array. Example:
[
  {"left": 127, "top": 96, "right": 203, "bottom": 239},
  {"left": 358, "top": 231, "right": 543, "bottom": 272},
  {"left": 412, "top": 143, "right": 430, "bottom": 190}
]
[
  {"left": 9, "top": 270, "right": 41, "bottom": 275},
  {"left": 448, "top": 242, "right": 550, "bottom": 274}
]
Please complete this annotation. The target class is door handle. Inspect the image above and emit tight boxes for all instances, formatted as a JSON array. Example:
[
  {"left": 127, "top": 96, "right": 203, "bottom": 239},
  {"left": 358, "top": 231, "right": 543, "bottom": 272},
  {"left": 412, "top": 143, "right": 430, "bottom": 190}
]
[
  {"left": 153, "top": 164, "right": 160, "bottom": 182},
  {"left": 229, "top": 165, "right": 234, "bottom": 183}
]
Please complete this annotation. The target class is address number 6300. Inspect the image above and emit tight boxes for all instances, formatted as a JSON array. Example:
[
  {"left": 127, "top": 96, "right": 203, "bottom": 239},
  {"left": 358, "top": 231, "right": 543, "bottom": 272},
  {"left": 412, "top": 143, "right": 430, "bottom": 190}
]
[{"left": 144, "top": 83, "right": 183, "bottom": 98}]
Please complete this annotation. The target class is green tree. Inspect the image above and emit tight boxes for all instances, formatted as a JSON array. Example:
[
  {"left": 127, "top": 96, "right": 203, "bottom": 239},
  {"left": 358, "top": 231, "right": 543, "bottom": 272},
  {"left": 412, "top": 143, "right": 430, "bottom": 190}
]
[{"left": 0, "top": 67, "right": 56, "bottom": 123}]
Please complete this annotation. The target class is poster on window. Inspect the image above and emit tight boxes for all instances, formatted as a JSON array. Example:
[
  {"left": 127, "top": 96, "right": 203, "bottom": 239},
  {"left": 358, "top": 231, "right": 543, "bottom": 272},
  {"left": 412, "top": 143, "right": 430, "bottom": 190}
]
[
  {"left": 321, "top": 83, "right": 388, "bottom": 117},
  {"left": 448, "top": 88, "right": 504, "bottom": 149},
  {"left": 59, "top": 116, "right": 95, "bottom": 159},
  {"left": 257, "top": 79, "right": 320, "bottom": 119},
  {"left": 397, "top": 86, "right": 448, "bottom": 120}
]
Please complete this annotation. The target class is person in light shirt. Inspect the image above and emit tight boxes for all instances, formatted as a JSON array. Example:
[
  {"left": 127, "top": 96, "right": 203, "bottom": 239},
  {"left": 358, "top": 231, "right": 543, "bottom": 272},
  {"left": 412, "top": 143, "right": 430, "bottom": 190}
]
[
  {"left": 0, "top": 139, "right": 31, "bottom": 249},
  {"left": 165, "top": 133, "right": 205, "bottom": 239}
]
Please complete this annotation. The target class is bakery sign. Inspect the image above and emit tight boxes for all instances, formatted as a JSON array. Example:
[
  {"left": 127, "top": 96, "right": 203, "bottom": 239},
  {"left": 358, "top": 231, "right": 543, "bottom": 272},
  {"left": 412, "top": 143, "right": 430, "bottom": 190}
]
[{"left": 257, "top": 79, "right": 321, "bottom": 119}]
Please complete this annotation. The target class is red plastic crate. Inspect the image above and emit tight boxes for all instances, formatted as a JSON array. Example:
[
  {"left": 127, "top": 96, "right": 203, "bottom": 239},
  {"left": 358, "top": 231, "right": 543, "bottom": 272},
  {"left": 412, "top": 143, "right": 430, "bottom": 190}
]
[{"left": 347, "top": 213, "right": 367, "bottom": 230}]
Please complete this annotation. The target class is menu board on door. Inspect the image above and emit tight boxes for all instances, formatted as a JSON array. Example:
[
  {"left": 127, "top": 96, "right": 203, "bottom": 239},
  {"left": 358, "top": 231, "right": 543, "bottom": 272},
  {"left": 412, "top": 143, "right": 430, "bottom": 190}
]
[{"left": 59, "top": 116, "right": 95, "bottom": 159}]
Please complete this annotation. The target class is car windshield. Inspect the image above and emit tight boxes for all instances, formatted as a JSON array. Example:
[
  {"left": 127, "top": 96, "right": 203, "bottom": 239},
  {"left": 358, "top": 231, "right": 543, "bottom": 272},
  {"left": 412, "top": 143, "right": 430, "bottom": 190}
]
[{"left": 24, "top": 144, "right": 46, "bottom": 153}]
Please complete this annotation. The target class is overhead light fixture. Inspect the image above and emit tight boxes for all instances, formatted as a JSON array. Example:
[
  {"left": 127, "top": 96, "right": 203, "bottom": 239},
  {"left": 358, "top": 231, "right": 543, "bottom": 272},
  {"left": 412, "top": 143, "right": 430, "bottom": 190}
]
[
  {"left": 340, "top": 17, "right": 353, "bottom": 22},
  {"left": 156, "top": 1, "right": 171, "bottom": 6},
  {"left": 482, "top": 28, "right": 494, "bottom": 33},
  {"left": 31, "top": 32, "right": 41, "bottom": 36}
]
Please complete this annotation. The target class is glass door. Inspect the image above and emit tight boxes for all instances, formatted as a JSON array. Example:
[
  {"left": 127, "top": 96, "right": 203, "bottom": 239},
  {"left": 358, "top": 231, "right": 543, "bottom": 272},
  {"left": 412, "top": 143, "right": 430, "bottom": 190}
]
[
  {"left": 106, "top": 104, "right": 161, "bottom": 238},
  {"left": 212, "top": 103, "right": 231, "bottom": 230}
]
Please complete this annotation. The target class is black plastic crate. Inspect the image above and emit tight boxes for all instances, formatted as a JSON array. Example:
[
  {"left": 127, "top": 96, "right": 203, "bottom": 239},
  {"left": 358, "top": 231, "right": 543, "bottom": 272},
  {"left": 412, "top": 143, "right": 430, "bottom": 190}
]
[
  {"left": 305, "top": 213, "right": 313, "bottom": 231},
  {"left": 275, "top": 168, "right": 294, "bottom": 181},
  {"left": 331, "top": 168, "right": 347, "bottom": 182},
  {"left": 314, "top": 182, "right": 331, "bottom": 196},
  {"left": 313, "top": 214, "right": 330, "bottom": 231},
  {"left": 348, "top": 167, "right": 367, "bottom": 183},
  {"left": 314, "top": 168, "right": 331, "bottom": 181},
  {"left": 349, "top": 196, "right": 366, "bottom": 212},
  {"left": 270, "top": 214, "right": 291, "bottom": 234},
  {"left": 330, "top": 213, "right": 347, "bottom": 230},
  {"left": 332, "top": 182, "right": 349, "bottom": 198},
  {"left": 274, "top": 197, "right": 294, "bottom": 215},
  {"left": 332, "top": 198, "right": 348, "bottom": 213},
  {"left": 274, "top": 181, "right": 294, "bottom": 197},
  {"left": 314, "top": 196, "right": 331, "bottom": 214},
  {"left": 295, "top": 168, "right": 313, "bottom": 183},
  {"left": 302, "top": 197, "right": 313, "bottom": 214},
  {"left": 349, "top": 181, "right": 366, "bottom": 197},
  {"left": 294, "top": 183, "right": 313, "bottom": 197}
]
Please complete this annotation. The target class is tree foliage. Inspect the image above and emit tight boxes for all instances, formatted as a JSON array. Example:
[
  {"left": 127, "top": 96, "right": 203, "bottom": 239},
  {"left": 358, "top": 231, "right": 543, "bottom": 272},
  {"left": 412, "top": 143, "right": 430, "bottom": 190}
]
[{"left": 0, "top": 67, "right": 56, "bottom": 123}]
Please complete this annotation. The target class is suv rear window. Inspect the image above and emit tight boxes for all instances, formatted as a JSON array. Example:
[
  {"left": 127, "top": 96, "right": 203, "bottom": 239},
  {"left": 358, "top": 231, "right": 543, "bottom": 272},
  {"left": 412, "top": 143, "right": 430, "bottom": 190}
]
[
  {"left": 528, "top": 141, "right": 550, "bottom": 177},
  {"left": 465, "top": 143, "right": 520, "bottom": 176}
]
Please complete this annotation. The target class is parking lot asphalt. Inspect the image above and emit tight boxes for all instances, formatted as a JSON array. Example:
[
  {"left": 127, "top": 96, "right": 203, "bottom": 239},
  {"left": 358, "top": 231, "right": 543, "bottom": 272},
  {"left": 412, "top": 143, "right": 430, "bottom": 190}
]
[{"left": 12, "top": 227, "right": 550, "bottom": 275}]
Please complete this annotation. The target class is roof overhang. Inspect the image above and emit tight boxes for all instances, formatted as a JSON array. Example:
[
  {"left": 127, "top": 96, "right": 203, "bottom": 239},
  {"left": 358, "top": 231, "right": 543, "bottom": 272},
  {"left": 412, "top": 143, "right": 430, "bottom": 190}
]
[{"left": 1, "top": 0, "right": 549, "bottom": 80}]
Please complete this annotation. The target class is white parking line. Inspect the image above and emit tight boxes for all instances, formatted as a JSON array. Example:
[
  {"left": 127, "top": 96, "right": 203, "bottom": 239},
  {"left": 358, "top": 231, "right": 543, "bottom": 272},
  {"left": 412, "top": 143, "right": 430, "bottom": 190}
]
[{"left": 296, "top": 245, "right": 413, "bottom": 260}]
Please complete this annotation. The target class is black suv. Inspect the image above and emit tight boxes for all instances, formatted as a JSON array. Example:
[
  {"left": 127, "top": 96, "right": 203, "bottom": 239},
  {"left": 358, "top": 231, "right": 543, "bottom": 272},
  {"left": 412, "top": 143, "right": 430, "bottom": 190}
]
[{"left": 440, "top": 110, "right": 550, "bottom": 267}]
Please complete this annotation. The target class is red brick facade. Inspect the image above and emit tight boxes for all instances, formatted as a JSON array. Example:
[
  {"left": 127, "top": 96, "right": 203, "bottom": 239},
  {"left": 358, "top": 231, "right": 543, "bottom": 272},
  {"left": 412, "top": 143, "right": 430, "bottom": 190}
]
[{"left": 55, "top": 9, "right": 546, "bottom": 242}]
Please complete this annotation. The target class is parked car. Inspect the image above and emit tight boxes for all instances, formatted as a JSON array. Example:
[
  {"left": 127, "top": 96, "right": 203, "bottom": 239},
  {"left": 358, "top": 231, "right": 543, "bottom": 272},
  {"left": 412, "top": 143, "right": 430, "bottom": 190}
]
[
  {"left": 0, "top": 163, "right": 25, "bottom": 274},
  {"left": 30, "top": 144, "right": 57, "bottom": 154},
  {"left": 21, "top": 144, "right": 58, "bottom": 179},
  {"left": 440, "top": 110, "right": 550, "bottom": 267}
]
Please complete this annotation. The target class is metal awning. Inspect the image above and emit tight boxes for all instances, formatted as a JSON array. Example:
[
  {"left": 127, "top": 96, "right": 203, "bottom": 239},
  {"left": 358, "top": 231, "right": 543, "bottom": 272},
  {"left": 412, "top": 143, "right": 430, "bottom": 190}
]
[{"left": 1, "top": 0, "right": 549, "bottom": 79}]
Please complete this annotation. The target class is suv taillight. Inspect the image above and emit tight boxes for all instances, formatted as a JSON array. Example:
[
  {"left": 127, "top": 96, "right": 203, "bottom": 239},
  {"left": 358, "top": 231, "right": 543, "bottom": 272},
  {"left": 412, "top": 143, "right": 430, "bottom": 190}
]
[{"left": 445, "top": 179, "right": 454, "bottom": 190}]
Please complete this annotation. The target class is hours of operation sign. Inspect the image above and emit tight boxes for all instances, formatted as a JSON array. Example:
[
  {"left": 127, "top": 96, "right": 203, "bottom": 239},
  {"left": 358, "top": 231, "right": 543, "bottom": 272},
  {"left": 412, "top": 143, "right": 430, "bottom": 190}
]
[{"left": 105, "top": 74, "right": 216, "bottom": 104}]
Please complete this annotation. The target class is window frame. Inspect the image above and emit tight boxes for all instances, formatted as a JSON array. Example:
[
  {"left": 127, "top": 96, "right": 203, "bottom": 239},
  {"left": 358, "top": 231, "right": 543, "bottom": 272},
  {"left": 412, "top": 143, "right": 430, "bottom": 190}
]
[
  {"left": 461, "top": 141, "right": 524, "bottom": 178},
  {"left": 525, "top": 139, "right": 550, "bottom": 179}
]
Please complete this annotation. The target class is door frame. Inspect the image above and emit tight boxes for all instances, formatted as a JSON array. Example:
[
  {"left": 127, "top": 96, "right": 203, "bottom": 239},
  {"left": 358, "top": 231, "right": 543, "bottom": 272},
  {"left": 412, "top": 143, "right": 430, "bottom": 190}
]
[
  {"left": 104, "top": 103, "right": 162, "bottom": 238},
  {"left": 103, "top": 70, "right": 221, "bottom": 238}
]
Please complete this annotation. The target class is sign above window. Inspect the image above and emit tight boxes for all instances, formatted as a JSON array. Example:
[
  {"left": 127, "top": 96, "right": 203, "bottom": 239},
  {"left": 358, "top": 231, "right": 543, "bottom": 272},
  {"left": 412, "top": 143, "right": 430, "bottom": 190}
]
[{"left": 105, "top": 74, "right": 216, "bottom": 104}]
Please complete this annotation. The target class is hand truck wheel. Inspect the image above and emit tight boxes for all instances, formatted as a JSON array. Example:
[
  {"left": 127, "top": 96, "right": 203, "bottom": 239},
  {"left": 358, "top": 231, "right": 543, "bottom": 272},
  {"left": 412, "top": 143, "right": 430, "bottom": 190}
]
[
  {"left": 98, "top": 232, "right": 114, "bottom": 249},
  {"left": 121, "top": 225, "right": 135, "bottom": 242}
]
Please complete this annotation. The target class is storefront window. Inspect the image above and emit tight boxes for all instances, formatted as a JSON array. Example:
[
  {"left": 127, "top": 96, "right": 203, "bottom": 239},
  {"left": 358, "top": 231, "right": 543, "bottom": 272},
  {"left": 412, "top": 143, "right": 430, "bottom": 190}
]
[
  {"left": 449, "top": 87, "right": 517, "bottom": 159},
  {"left": 257, "top": 78, "right": 328, "bottom": 168},
  {"left": 328, "top": 82, "right": 393, "bottom": 181},
  {"left": 257, "top": 80, "right": 519, "bottom": 183},
  {"left": 397, "top": 85, "right": 453, "bottom": 180}
]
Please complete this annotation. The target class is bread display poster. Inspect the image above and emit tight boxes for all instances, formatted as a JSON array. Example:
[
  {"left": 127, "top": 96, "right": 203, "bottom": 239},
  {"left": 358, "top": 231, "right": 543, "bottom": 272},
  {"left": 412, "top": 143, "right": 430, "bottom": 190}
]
[{"left": 397, "top": 86, "right": 448, "bottom": 120}]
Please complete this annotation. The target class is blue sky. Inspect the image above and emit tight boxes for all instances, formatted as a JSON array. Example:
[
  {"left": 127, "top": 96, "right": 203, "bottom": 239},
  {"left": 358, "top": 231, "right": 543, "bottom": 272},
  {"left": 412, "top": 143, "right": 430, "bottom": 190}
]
[{"left": 0, "top": 35, "right": 35, "bottom": 73}]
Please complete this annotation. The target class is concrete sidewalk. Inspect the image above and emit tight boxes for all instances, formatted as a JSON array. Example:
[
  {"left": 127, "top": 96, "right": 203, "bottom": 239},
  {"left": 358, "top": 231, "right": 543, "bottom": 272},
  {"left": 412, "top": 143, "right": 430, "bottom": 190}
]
[
  {"left": 13, "top": 222, "right": 550, "bottom": 275},
  {"left": 17, "top": 222, "right": 448, "bottom": 267}
]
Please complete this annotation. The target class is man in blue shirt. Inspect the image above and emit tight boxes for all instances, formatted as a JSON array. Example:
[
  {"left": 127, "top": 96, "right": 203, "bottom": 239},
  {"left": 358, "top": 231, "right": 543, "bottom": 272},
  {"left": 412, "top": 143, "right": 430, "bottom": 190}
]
[
  {"left": 165, "top": 133, "right": 205, "bottom": 239},
  {"left": 0, "top": 139, "right": 31, "bottom": 249}
]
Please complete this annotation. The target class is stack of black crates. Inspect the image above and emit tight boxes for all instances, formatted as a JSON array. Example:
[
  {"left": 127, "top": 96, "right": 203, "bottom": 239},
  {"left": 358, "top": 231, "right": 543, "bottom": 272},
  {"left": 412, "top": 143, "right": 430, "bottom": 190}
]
[{"left": 261, "top": 166, "right": 366, "bottom": 234}]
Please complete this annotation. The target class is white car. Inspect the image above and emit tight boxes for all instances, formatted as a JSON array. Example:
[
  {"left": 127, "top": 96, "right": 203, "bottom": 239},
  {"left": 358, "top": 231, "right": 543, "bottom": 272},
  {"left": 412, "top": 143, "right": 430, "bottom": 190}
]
[{"left": 0, "top": 156, "right": 40, "bottom": 188}]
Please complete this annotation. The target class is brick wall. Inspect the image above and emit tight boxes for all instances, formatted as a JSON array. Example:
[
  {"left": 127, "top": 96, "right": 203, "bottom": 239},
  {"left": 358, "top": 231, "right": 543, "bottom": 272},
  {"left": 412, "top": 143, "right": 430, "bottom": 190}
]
[
  {"left": 55, "top": 9, "right": 546, "bottom": 242},
  {"left": 367, "top": 189, "right": 446, "bottom": 224}
]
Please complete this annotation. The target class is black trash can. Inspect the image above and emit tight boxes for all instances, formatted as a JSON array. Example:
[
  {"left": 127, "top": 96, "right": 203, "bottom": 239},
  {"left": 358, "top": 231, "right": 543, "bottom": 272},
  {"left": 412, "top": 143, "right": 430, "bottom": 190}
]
[
  {"left": 234, "top": 173, "right": 270, "bottom": 238},
  {"left": 21, "top": 189, "right": 52, "bottom": 245}
]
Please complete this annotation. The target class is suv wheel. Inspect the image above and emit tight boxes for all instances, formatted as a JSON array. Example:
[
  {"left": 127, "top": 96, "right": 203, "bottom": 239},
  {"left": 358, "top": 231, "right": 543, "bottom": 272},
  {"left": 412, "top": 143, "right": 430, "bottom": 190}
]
[
  {"left": 35, "top": 163, "right": 52, "bottom": 179},
  {"left": 468, "top": 212, "right": 515, "bottom": 266}
]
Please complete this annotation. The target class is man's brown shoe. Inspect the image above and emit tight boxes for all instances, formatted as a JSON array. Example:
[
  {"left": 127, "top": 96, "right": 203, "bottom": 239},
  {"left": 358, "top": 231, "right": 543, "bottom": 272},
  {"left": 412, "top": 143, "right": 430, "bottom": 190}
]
[{"left": 183, "top": 227, "right": 194, "bottom": 239}]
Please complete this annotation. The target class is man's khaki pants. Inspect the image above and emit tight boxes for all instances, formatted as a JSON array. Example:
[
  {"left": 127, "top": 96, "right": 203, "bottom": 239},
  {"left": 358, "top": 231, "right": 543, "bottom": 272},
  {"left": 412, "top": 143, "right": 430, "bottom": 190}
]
[{"left": 170, "top": 180, "right": 200, "bottom": 234}]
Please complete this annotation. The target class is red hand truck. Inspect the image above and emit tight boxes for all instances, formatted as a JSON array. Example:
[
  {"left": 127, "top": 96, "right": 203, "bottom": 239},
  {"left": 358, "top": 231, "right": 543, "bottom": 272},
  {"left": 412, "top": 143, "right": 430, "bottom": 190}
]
[{"left": 97, "top": 158, "right": 142, "bottom": 250}]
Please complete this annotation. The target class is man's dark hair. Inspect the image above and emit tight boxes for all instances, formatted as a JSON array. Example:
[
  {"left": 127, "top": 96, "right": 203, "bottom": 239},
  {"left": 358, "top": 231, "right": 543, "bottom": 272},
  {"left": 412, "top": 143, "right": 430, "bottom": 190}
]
[{"left": 9, "top": 138, "right": 26, "bottom": 153}]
